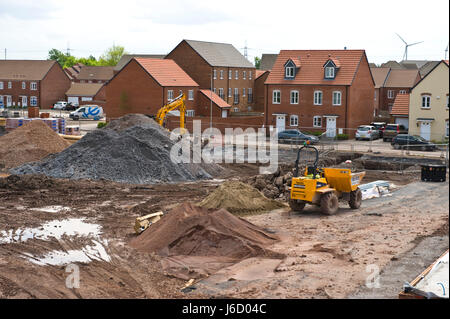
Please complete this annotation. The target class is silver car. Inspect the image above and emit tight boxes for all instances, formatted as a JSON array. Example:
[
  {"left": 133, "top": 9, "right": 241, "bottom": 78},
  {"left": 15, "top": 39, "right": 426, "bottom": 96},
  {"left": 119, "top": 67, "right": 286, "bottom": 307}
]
[{"left": 355, "top": 125, "right": 379, "bottom": 141}]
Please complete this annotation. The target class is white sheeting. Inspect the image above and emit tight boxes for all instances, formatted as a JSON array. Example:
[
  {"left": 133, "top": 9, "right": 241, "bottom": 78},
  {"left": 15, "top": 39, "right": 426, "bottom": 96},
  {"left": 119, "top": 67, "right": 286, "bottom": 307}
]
[{"left": 415, "top": 252, "right": 449, "bottom": 298}]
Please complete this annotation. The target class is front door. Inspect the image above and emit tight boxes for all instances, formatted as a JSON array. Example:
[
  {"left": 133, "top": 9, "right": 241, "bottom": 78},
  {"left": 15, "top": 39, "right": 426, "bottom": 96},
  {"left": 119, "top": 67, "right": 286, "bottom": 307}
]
[
  {"left": 420, "top": 121, "right": 431, "bottom": 141},
  {"left": 21, "top": 96, "right": 27, "bottom": 107},
  {"left": 6, "top": 96, "right": 12, "bottom": 107},
  {"left": 276, "top": 115, "right": 285, "bottom": 133},
  {"left": 326, "top": 117, "right": 337, "bottom": 138}
]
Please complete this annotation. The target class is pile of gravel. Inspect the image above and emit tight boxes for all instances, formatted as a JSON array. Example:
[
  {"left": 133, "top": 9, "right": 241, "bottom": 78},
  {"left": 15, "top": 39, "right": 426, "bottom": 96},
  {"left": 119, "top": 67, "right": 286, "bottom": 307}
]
[{"left": 11, "top": 115, "right": 222, "bottom": 184}]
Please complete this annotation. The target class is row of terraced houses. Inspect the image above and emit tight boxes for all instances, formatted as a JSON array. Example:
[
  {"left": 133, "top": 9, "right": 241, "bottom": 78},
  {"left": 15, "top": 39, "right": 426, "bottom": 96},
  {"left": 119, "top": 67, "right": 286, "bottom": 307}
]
[{"left": 1, "top": 39, "right": 448, "bottom": 140}]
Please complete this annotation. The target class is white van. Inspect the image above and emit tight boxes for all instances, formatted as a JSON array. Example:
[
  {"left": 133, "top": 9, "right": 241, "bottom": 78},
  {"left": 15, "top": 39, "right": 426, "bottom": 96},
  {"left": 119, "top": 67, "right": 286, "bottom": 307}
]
[{"left": 69, "top": 105, "right": 104, "bottom": 120}]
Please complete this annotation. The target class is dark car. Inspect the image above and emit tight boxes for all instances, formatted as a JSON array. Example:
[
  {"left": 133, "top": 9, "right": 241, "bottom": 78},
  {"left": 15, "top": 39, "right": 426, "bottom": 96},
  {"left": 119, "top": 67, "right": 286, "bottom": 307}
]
[
  {"left": 278, "top": 130, "right": 320, "bottom": 144},
  {"left": 382, "top": 124, "right": 408, "bottom": 142},
  {"left": 391, "top": 134, "right": 437, "bottom": 151},
  {"left": 63, "top": 102, "right": 77, "bottom": 111},
  {"left": 370, "top": 122, "right": 386, "bottom": 138}
]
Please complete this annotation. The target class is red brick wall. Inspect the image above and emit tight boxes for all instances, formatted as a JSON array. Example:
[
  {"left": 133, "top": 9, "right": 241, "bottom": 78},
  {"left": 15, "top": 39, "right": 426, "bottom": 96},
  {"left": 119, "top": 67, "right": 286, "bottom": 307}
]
[
  {"left": 347, "top": 54, "right": 375, "bottom": 132},
  {"left": 166, "top": 115, "right": 264, "bottom": 134},
  {"left": 265, "top": 84, "right": 348, "bottom": 131},
  {"left": 105, "top": 59, "right": 198, "bottom": 119},
  {"left": 40, "top": 62, "right": 71, "bottom": 109},
  {"left": 0, "top": 79, "right": 40, "bottom": 107},
  {"left": 196, "top": 91, "right": 228, "bottom": 117},
  {"left": 254, "top": 71, "right": 269, "bottom": 112},
  {"left": 379, "top": 87, "right": 411, "bottom": 112},
  {"left": 166, "top": 40, "right": 256, "bottom": 112}
]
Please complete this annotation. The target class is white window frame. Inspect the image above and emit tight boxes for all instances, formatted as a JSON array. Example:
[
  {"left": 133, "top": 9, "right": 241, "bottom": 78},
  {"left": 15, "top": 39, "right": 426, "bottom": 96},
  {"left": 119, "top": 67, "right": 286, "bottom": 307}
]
[
  {"left": 332, "top": 91, "right": 342, "bottom": 106},
  {"left": 22, "top": 82, "right": 26, "bottom": 89},
  {"left": 213, "top": 69, "right": 217, "bottom": 80},
  {"left": 235, "top": 70, "right": 239, "bottom": 80},
  {"left": 325, "top": 67, "right": 335, "bottom": 78},
  {"left": 219, "top": 88, "right": 224, "bottom": 99},
  {"left": 188, "top": 90, "right": 194, "bottom": 100},
  {"left": 374, "top": 90, "right": 377, "bottom": 100},
  {"left": 229, "top": 70, "right": 232, "bottom": 80},
  {"left": 285, "top": 66, "right": 295, "bottom": 78},
  {"left": 8, "top": 81, "right": 12, "bottom": 89},
  {"left": 167, "top": 90, "right": 174, "bottom": 101},
  {"left": 243, "top": 71, "right": 246, "bottom": 80},
  {"left": 228, "top": 88, "right": 232, "bottom": 97},
  {"left": 249, "top": 71, "right": 252, "bottom": 80},
  {"left": 314, "top": 91, "right": 323, "bottom": 105},
  {"left": 0, "top": 82, "right": 3, "bottom": 89},
  {"left": 446, "top": 120, "right": 449, "bottom": 138},
  {"left": 234, "top": 88, "right": 239, "bottom": 104},
  {"left": 220, "top": 70, "right": 224, "bottom": 80},
  {"left": 399, "top": 90, "right": 407, "bottom": 94},
  {"left": 272, "top": 90, "right": 281, "bottom": 104},
  {"left": 233, "top": 107, "right": 239, "bottom": 112},
  {"left": 290, "top": 90, "right": 299, "bottom": 104},
  {"left": 242, "top": 88, "right": 246, "bottom": 97},
  {"left": 30, "top": 82, "right": 37, "bottom": 90},
  {"left": 186, "top": 110, "right": 195, "bottom": 117},
  {"left": 213, "top": 88, "right": 216, "bottom": 94},
  {"left": 290, "top": 115, "right": 298, "bottom": 127},
  {"left": 421, "top": 95, "right": 431, "bottom": 108},
  {"left": 30, "top": 96, "right": 37, "bottom": 106},
  {"left": 21, "top": 96, "right": 28, "bottom": 107},
  {"left": 387, "top": 90, "right": 394, "bottom": 99},
  {"left": 313, "top": 116, "right": 322, "bottom": 128}
]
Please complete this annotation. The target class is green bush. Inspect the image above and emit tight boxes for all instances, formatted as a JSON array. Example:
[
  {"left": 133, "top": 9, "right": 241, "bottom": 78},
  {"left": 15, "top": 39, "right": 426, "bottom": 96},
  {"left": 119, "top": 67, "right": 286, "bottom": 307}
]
[
  {"left": 303, "top": 131, "right": 323, "bottom": 137},
  {"left": 97, "top": 122, "right": 107, "bottom": 129},
  {"left": 337, "top": 134, "right": 349, "bottom": 140}
]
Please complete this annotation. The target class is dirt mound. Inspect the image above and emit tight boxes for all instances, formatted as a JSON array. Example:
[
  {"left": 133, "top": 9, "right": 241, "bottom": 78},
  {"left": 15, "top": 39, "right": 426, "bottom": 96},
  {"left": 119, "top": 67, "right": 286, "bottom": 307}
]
[
  {"left": 0, "top": 174, "right": 57, "bottom": 190},
  {"left": 0, "top": 121, "right": 70, "bottom": 169},
  {"left": 106, "top": 114, "right": 156, "bottom": 132},
  {"left": 11, "top": 116, "right": 222, "bottom": 184},
  {"left": 199, "top": 181, "right": 286, "bottom": 215},
  {"left": 129, "top": 203, "right": 283, "bottom": 279}
]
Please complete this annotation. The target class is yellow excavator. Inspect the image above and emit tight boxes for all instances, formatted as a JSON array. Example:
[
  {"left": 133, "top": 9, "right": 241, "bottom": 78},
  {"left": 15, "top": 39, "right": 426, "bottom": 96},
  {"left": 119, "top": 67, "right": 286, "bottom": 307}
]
[{"left": 155, "top": 94, "right": 186, "bottom": 133}]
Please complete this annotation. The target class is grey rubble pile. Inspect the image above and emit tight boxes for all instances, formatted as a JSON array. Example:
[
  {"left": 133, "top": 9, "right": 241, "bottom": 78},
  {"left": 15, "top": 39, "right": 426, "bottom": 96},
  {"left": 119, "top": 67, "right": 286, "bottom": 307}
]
[{"left": 11, "top": 114, "right": 222, "bottom": 184}]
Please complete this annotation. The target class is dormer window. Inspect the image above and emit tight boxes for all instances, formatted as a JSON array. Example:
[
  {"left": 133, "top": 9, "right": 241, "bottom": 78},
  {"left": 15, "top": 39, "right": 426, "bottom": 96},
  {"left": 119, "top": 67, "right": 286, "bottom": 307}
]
[
  {"left": 325, "top": 67, "right": 335, "bottom": 78},
  {"left": 285, "top": 66, "right": 295, "bottom": 78}
]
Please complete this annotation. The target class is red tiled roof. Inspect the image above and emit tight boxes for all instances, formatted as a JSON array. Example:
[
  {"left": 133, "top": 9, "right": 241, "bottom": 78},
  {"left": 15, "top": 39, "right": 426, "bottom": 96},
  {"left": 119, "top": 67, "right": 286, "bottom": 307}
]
[
  {"left": 390, "top": 93, "right": 410, "bottom": 116},
  {"left": 265, "top": 50, "right": 365, "bottom": 85},
  {"left": 135, "top": 58, "right": 198, "bottom": 87},
  {"left": 255, "top": 70, "right": 268, "bottom": 79},
  {"left": 444, "top": 60, "right": 449, "bottom": 66},
  {"left": 199, "top": 89, "right": 231, "bottom": 108}
]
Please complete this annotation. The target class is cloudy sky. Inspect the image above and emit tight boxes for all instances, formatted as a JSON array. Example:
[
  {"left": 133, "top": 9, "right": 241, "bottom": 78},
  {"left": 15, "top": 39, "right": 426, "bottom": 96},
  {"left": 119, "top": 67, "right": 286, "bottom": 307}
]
[{"left": 0, "top": 0, "right": 448, "bottom": 65}]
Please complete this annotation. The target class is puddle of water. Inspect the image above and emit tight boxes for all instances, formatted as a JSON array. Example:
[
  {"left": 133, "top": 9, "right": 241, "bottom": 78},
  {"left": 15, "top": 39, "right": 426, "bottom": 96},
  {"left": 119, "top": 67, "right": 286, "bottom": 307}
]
[
  {"left": 0, "top": 218, "right": 102, "bottom": 244},
  {"left": 24, "top": 240, "right": 111, "bottom": 266},
  {"left": 30, "top": 206, "right": 71, "bottom": 213}
]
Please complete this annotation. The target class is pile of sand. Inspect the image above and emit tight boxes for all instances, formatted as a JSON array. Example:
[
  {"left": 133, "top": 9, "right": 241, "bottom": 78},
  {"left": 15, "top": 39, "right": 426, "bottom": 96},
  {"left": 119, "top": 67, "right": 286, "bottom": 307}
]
[
  {"left": 129, "top": 203, "right": 283, "bottom": 279},
  {"left": 0, "top": 121, "right": 70, "bottom": 169},
  {"left": 199, "top": 181, "right": 286, "bottom": 215},
  {"left": 12, "top": 115, "right": 222, "bottom": 184}
]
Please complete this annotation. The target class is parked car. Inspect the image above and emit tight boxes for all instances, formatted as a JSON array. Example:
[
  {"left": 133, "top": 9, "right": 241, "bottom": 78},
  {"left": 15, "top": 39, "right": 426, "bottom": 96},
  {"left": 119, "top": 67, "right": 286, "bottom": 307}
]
[
  {"left": 382, "top": 124, "right": 408, "bottom": 142},
  {"left": 391, "top": 135, "right": 437, "bottom": 151},
  {"left": 355, "top": 125, "right": 380, "bottom": 140},
  {"left": 370, "top": 122, "right": 386, "bottom": 138},
  {"left": 278, "top": 130, "right": 320, "bottom": 144},
  {"left": 53, "top": 101, "right": 68, "bottom": 110},
  {"left": 69, "top": 105, "right": 104, "bottom": 120},
  {"left": 63, "top": 103, "right": 77, "bottom": 111}
]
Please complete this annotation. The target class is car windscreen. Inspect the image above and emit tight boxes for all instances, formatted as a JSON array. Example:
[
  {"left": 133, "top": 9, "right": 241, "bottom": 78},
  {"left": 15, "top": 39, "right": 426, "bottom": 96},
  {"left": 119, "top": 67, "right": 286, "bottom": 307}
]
[
  {"left": 358, "top": 127, "right": 370, "bottom": 131},
  {"left": 385, "top": 125, "right": 397, "bottom": 130}
]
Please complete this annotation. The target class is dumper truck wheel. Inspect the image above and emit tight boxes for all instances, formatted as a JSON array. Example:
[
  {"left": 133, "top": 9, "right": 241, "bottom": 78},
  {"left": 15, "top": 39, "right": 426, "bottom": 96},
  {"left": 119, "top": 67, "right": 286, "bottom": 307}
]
[
  {"left": 349, "top": 188, "right": 362, "bottom": 209},
  {"left": 289, "top": 200, "right": 306, "bottom": 212},
  {"left": 321, "top": 192, "right": 339, "bottom": 215}
]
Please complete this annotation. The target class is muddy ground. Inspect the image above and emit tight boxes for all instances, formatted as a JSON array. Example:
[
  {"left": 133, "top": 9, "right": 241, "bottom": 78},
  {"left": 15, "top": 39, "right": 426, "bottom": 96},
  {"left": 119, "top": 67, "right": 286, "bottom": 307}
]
[{"left": 0, "top": 159, "right": 448, "bottom": 299}]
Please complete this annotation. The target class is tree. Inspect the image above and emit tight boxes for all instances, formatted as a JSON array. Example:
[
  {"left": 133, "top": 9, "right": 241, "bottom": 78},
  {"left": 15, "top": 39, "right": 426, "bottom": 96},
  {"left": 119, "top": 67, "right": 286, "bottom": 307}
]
[
  {"left": 48, "top": 49, "right": 69, "bottom": 67},
  {"left": 254, "top": 56, "right": 261, "bottom": 69},
  {"left": 99, "top": 45, "right": 127, "bottom": 66}
]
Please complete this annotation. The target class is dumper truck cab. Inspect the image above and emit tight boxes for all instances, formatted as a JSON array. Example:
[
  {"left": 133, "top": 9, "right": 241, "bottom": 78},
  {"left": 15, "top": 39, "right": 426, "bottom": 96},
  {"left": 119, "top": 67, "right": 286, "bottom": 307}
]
[
  {"left": 69, "top": 105, "right": 103, "bottom": 121},
  {"left": 289, "top": 143, "right": 365, "bottom": 215}
]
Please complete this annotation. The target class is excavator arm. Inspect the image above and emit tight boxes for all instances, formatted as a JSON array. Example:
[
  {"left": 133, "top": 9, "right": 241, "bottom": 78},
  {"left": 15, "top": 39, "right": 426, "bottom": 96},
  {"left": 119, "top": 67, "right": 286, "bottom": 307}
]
[{"left": 155, "top": 94, "right": 186, "bottom": 130}]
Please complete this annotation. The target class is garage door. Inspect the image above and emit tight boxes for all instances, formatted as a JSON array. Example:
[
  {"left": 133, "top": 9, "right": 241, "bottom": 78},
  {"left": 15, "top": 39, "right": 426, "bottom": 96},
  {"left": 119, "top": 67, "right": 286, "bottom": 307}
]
[
  {"left": 395, "top": 117, "right": 409, "bottom": 129},
  {"left": 68, "top": 96, "right": 79, "bottom": 106}
]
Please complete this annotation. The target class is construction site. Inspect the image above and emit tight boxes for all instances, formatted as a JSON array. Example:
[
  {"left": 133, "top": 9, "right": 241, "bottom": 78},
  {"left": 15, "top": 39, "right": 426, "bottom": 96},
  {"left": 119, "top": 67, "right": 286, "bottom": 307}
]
[{"left": 0, "top": 110, "right": 448, "bottom": 300}]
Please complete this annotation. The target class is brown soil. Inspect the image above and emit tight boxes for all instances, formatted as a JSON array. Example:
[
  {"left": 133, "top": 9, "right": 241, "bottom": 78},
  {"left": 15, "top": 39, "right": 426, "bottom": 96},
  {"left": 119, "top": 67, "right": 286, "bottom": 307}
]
[
  {"left": 0, "top": 121, "right": 70, "bottom": 169},
  {"left": 130, "top": 203, "right": 283, "bottom": 279},
  {"left": 198, "top": 181, "right": 286, "bottom": 215}
]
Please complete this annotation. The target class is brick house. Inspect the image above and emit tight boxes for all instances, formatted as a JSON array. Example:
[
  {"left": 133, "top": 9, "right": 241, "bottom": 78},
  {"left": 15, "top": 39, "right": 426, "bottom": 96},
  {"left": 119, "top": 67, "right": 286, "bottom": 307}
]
[
  {"left": 254, "top": 70, "right": 269, "bottom": 112},
  {"left": 165, "top": 39, "right": 256, "bottom": 112},
  {"left": 196, "top": 89, "right": 231, "bottom": 117},
  {"left": 0, "top": 60, "right": 71, "bottom": 109},
  {"left": 264, "top": 50, "right": 375, "bottom": 138},
  {"left": 114, "top": 54, "right": 166, "bottom": 74},
  {"left": 65, "top": 82, "right": 106, "bottom": 107},
  {"left": 75, "top": 66, "right": 115, "bottom": 84},
  {"left": 370, "top": 67, "right": 421, "bottom": 117},
  {"left": 105, "top": 58, "right": 200, "bottom": 119},
  {"left": 390, "top": 93, "right": 410, "bottom": 129}
]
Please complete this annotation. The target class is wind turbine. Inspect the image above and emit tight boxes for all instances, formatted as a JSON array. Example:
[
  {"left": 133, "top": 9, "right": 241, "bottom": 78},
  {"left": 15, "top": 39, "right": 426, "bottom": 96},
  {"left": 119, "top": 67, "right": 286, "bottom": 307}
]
[{"left": 396, "top": 33, "right": 423, "bottom": 61}]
